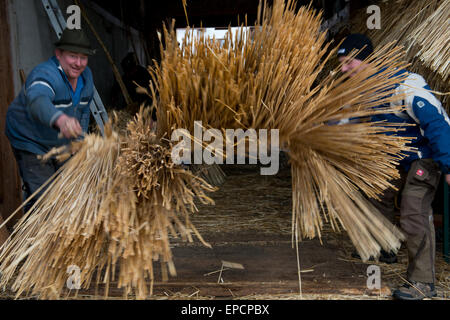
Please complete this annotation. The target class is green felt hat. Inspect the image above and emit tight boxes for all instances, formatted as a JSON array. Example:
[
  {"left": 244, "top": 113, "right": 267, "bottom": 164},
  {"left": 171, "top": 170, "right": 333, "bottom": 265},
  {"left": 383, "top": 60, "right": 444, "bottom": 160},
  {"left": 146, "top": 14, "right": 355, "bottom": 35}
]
[{"left": 55, "top": 28, "right": 96, "bottom": 56}]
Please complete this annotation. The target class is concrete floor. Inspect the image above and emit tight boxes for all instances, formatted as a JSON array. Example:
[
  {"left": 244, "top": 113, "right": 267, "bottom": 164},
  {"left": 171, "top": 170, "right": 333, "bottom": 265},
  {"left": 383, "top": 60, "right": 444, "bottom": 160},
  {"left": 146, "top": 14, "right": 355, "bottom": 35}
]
[{"left": 3, "top": 162, "right": 447, "bottom": 300}]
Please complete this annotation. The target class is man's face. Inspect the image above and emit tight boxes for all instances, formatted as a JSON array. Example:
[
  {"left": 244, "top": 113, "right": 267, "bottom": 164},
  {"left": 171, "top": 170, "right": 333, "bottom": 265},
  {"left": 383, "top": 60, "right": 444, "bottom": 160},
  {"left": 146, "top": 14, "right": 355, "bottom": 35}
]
[
  {"left": 55, "top": 49, "right": 88, "bottom": 81},
  {"left": 339, "top": 56, "right": 365, "bottom": 78}
]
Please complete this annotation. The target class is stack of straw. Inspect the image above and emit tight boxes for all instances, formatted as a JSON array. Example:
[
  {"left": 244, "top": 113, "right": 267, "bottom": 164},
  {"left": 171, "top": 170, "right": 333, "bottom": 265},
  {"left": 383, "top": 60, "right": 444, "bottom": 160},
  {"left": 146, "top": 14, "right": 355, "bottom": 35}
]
[
  {"left": 0, "top": 0, "right": 414, "bottom": 298},
  {"left": 112, "top": 108, "right": 226, "bottom": 187},
  {"left": 407, "top": 0, "right": 450, "bottom": 82}
]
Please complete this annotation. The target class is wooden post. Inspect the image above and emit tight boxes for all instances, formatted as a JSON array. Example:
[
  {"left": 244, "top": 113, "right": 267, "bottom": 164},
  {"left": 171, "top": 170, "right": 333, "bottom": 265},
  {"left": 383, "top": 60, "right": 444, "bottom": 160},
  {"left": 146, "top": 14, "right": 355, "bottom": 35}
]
[
  {"left": 19, "top": 69, "right": 26, "bottom": 85},
  {"left": 75, "top": 0, "right": 133, "bottom": 106},
  {"left": 0, "top": 215, "right": 9, "bottom": 246},
  {"left": 0, "top": 0, "right": 23, "bottom": 230}
]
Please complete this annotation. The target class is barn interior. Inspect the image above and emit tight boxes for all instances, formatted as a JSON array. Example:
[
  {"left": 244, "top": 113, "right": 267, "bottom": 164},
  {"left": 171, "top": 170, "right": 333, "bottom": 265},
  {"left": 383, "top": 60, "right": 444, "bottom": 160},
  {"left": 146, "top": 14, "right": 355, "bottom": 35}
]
[{"left": 0, "top": 0, "right": 448, "bottom": 300}]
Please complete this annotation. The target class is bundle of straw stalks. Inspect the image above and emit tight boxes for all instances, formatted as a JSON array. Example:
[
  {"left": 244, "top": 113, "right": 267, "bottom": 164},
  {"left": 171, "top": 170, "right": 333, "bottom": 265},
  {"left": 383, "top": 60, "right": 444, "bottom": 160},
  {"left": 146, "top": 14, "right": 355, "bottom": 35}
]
[
  {"left": 0, "top": 0, "right": 415, "bottom": 298},
  {"left": 407, "top": 0, "right": 450, "bottom": 82},
  {"left": 356, "top": 0, "right": 442, "bottom": 49},
  {"left": 0, "top": 115, "right": 215, "bottom": 299},
  {"left": 113, "top": 107, "right": 226, "bottom": 187}
]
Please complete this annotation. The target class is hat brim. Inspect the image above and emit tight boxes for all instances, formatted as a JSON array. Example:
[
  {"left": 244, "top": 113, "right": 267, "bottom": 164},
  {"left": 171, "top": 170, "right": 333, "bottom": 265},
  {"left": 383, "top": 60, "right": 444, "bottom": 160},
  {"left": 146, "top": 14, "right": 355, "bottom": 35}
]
[{"left": 55, "top": 44, "right": 96, "bottom": 56}]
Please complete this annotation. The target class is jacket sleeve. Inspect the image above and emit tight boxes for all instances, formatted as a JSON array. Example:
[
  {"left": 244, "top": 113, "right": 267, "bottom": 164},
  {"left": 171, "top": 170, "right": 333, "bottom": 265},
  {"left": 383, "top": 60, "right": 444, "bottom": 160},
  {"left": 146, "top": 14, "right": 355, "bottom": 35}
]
[
  {"left": 25, "top": 71, "right": 63, "bottom": 128},
  {"left": 410, "top": 95, "right": 450, "bottom": 174}
]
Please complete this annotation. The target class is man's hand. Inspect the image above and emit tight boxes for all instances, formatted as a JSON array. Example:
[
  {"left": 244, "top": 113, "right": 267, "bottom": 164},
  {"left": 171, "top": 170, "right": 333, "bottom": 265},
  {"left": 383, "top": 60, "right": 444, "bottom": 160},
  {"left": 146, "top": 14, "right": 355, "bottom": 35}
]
[
  {"left": 55, "top": 114, "right": 82, "bottom": 139},
  {"left": 446, "top": 174, "right": 450, "bottom": 186}
]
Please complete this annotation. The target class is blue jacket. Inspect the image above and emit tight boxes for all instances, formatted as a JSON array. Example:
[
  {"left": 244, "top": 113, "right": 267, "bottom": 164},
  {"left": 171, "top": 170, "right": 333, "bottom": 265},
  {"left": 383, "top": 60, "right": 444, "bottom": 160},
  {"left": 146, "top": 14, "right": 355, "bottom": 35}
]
[
  {"left": 5, "top": 56, "right": 94, "bottom": 155},
  {"left": 372, "top": 70, "right": 450, "bottom": 174}
]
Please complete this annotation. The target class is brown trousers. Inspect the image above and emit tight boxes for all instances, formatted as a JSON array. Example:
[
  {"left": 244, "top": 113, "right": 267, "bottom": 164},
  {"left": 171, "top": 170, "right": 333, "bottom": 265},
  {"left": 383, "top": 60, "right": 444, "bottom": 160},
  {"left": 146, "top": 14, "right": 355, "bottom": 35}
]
[{"left": 370, "top": 159, "right": 441, "bottom": 283}]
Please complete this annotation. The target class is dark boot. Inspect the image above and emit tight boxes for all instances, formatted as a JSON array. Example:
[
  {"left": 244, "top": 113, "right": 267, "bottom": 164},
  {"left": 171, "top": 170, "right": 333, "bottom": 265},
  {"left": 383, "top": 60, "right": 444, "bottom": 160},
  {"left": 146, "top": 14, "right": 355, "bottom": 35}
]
[{"left": 378, "top": 250, "right": 398, "bottom": 264}]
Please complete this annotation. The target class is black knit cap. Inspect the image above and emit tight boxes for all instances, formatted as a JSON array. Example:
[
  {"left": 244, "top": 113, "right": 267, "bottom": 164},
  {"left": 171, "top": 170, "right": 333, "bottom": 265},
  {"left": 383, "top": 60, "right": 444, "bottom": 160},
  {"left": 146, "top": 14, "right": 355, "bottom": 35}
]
[{"left": 337, "top": 33, "right": 374, "bottom": 61}]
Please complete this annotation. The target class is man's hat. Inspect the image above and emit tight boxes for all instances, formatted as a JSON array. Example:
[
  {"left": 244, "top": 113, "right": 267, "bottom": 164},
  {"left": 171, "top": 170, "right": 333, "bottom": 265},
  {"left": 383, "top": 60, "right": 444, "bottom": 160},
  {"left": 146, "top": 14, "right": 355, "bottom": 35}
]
[
  {"left": 337, "top": 33, "right": 373, "bottom": 61},
  {"left": 54, "top": 28, "right": 96, "bottom": 56}
]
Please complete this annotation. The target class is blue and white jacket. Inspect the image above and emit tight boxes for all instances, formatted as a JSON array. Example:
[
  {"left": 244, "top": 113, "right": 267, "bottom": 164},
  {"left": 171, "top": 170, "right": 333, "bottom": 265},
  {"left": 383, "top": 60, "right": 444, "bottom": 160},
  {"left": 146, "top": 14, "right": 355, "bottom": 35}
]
[
  {"left": 372, "top": 70, "right": 450, "bottom": 174},
  {"left": 5, "top": 56, "right": 94, "bottom": 155}
]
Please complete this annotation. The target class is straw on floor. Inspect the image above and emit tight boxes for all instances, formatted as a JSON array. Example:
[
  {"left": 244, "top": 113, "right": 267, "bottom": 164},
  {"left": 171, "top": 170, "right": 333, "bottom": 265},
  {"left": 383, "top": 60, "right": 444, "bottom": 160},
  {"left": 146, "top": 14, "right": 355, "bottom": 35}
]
[{"left": 407, "top": 0, "right": 450, "bottom": 82}]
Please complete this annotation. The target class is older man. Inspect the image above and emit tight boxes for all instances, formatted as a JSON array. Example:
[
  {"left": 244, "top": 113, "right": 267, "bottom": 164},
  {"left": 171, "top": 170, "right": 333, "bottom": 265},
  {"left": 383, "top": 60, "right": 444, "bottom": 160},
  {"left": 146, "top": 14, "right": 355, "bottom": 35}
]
[
  {"left": 5, "top": 28, "right": 96, "bottom": 213},
  {"left": 337, "top": 34, "right": 450, "bottom": 300}
]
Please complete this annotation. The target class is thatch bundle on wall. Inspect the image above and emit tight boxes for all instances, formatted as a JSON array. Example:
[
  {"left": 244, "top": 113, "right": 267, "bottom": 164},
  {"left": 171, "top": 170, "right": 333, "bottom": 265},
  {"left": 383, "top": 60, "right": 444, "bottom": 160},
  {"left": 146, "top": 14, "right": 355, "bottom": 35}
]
[
  {"left": 347, "top": 0, "right": 449, "bottom": 111},
  {"left": 405, "top": 0, "right": 449, "bottom": 111},
  {"left": 0, "top": 0, "right": 415, "bottom": 299}
]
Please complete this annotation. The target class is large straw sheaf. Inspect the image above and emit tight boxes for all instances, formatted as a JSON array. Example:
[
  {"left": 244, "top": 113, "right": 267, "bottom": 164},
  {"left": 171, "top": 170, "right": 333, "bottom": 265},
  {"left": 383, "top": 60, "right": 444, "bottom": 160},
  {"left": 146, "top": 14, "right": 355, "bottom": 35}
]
[
  {"left": 150, "top": 0, "right": 412, "bottom": 260},
  {"left": 1, "top": 0, "right": 414, "bottom": 298},
  {"left": 407, "top": 0, "right": 450, "bottom": 82}
]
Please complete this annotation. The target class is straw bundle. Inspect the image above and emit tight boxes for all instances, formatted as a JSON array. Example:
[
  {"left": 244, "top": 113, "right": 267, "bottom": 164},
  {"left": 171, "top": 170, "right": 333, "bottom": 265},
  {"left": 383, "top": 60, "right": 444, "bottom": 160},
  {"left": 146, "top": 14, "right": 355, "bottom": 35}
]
[
  {"left": 0, "top": 0, "right": 415, "bottom": 298},
  {"left": 0, "top": 127, "right": 121, "bottom": 298},
  {"left": 150, "top": 1, "right": 412, "bottom": 260},
  {"left": 365, "top": 0, "right": 441, "bottom": 48},
  {"left": 347, "top": 0, "right": 449, "bottom": 111}
]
